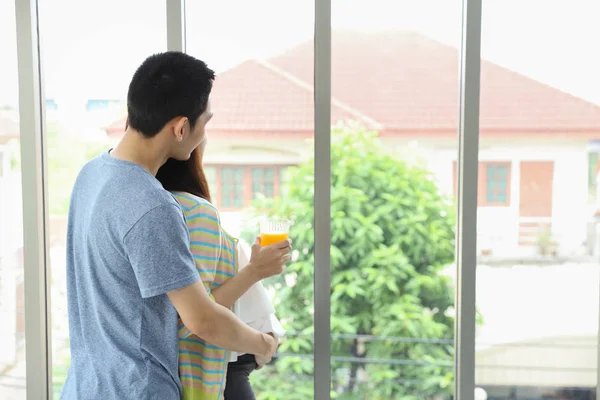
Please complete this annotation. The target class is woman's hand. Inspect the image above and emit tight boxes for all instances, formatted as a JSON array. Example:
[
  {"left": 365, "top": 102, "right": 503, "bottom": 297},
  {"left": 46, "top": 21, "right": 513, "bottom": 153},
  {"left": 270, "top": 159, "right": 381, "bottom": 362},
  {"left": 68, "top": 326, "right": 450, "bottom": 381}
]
[
  {"left": 255, "top": 332, "right": 278, "bottom": 369},
  {"left": 248, "top": 238, "right": 292, "bottom": 280}
]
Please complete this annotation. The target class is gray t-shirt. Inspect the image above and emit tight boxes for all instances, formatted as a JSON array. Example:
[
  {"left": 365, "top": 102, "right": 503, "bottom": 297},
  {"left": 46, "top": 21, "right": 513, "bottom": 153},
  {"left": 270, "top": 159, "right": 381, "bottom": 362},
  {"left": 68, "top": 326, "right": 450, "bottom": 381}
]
[{"left": 60, "top": 151, "right": 199, "bottom": 400}]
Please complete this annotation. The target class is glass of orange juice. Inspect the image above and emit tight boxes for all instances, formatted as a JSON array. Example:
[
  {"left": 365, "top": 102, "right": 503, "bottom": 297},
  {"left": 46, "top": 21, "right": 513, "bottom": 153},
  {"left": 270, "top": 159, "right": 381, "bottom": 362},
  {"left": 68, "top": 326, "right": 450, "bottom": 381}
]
[{"left": 259, "top": 218, "right": 291, "bottom": 246}]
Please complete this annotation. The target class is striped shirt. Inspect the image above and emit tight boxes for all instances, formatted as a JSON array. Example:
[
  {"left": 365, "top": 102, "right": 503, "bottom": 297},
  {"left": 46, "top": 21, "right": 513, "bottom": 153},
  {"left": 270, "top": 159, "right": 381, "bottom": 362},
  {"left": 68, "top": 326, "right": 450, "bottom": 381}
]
[{"left": 172, "top": 192, "right": 238, "bottom": 400}]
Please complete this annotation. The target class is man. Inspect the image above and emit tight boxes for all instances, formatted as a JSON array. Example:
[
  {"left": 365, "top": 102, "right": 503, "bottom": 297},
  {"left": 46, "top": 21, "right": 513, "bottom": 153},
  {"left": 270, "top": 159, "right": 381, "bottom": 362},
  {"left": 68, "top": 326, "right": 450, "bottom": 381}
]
[{"left": 60, "top": 52, "right": 289, "bottom": 399}]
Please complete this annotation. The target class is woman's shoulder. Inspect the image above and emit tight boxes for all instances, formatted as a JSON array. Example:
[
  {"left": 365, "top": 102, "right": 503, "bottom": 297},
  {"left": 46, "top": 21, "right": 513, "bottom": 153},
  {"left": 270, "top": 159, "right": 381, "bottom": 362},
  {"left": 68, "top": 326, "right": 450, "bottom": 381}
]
[{"left": 170, "top": 191, "right": 219, "bottom": 217}]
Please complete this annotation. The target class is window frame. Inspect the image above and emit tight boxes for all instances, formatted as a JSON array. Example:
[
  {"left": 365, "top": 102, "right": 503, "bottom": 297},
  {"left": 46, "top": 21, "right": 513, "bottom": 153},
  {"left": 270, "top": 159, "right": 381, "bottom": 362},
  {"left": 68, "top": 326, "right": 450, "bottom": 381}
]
[{"left": 13, "top": 0, "right": 490, "bottom": 397}]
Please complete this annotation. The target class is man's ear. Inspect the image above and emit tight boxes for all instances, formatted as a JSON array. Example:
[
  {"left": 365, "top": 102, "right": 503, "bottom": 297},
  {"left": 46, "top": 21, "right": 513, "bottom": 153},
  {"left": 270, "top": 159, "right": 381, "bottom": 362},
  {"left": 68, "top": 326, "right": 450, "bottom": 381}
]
[{"left": 172, "top": 117, "right": 189, "bottom": 142}]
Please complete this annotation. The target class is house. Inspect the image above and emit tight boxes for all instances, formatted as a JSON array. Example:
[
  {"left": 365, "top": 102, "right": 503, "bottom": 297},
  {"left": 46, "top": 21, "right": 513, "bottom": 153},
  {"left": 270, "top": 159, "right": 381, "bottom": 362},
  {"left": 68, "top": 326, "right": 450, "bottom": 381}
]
[{"left": 105, "top": 30, "right": 600, "bottom": 257}]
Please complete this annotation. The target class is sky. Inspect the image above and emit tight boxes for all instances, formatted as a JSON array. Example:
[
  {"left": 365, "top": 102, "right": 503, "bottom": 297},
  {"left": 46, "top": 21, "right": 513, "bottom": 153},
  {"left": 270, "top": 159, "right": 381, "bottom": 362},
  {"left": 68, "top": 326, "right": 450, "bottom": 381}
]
[{"left": 1, "top": 0, "right": 599, "bottom": 107}]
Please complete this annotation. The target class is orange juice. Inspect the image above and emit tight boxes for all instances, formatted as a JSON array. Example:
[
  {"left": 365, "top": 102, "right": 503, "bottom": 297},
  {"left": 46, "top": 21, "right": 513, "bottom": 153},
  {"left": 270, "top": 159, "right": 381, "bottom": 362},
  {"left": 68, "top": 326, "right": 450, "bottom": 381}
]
[{"left": 260, "top": 232, "right": 289, "bottom": 246}]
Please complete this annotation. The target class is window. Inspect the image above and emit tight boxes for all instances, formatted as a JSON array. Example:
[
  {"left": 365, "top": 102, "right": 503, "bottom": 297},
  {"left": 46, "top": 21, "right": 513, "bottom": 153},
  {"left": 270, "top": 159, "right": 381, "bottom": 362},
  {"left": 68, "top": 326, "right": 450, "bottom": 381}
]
[
  {"left": 11, "top": 0, "right": 598, "bottom": 398},
  {"left": 251, "top": 167, "right": 275, "bottom": 199},
  {"left": 207, "top": 165, "right": 290, "bottom": 210},
  {"left": 328, "top": 2, "right": 461, "bottom": 395},
  {"left": 39, "top": 0, "right": 167, "bottom": 396},
  {"left": 0, "top": 1, "right": 25, "bottom": 397},
  {"left": 484, "top": 163, "right": 510, "bottom": 204},
  {"left": 187, "top": 0, "right": 316, "bottom": 389},
  {"left": 453, "top": 161, "right": 511, "bottom": 206},
  {"left": 475, "top": 2, "right": 598, "bottom": 396},
  {"left": 220, "top": 167, "right": 245, "bottom": 209}
]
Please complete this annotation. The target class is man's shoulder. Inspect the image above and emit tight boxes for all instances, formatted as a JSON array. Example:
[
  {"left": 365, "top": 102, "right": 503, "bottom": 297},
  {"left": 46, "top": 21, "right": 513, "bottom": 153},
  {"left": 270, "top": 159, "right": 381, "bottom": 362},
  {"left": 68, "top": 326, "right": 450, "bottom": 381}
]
[
  {"left": 74, "top": 154, "right": 182, "bottom": 231},
  {"left": 124, "top": 189, "right": 183, "bottom": 234}
]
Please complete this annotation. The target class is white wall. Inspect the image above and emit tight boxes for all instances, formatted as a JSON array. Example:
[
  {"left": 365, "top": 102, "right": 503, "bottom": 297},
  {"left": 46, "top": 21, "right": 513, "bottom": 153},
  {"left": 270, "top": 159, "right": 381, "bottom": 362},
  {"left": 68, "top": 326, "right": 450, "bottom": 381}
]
[
  {"left": 205, "top": 135, "right": 309, "bottom": 166},
  {"left": 378, "top": 136, "right": 589, "bottom": 256},
  {"left": 197, "top": 134, "right": 592, "bottom": 256}
]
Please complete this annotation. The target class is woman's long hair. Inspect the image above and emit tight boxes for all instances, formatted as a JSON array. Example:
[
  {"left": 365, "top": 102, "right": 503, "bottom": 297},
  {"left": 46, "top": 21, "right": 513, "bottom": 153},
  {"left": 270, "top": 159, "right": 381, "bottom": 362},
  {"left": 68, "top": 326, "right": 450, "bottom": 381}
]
[{"left": 156, "top": 148, "right": 212, "bottom": 202}]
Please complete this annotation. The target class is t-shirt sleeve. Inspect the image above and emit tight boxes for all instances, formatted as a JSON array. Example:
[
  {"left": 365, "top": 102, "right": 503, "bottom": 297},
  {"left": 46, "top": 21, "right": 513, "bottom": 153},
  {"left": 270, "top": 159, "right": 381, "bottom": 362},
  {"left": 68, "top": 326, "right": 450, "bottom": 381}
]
[{"left": 123, "top": 203, "right": 199, "bottom": 298}]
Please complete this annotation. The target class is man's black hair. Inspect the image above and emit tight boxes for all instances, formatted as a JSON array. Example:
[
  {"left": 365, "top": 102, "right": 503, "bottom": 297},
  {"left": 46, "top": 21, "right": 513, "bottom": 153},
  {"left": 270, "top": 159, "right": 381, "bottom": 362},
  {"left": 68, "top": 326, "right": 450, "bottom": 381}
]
[{"left": 127, "top": 51, "right": 215, "bottom": 138}]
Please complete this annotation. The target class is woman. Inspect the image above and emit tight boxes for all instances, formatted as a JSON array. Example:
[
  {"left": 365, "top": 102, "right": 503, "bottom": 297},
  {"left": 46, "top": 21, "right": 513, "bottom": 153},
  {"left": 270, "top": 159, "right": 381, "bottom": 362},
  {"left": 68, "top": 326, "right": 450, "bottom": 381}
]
[{"left": 156, "top": 147, "right": 287, "bottom": 400}]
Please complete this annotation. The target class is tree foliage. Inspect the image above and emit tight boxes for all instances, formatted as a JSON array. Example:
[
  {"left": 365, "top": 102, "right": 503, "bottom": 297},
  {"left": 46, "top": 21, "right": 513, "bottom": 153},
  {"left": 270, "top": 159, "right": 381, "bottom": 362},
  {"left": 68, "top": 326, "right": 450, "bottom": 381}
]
[{"left": 244, "top": 124, "right": 456, "bottom": 399}]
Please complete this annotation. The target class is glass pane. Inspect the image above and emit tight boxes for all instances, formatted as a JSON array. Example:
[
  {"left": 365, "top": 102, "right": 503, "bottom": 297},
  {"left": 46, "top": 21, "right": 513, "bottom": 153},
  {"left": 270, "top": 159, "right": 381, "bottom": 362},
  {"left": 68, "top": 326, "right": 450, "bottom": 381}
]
[
  {"left": 39, "top": 1, "right": 167, "bottom": 397},
  {"left": 186, "top": 0, "right": 315, "bottom": 395},
  {"left": 235, "top": 167, "right": 245, "bottom": 181},
  {"left": 476, "top": 1, "right": 599, "bottom": 399},
  {"left": 264, "top": 183, "right": 274, "bottom": 198},
  {"left": 234, "top": 193, "right": 244, "bottom": 209},
  {"left": 0, "top": 2, "right": 26, "bottom": 398},
  {"left": 205, "top": 166, "right": 217, "bottom": 187},
  {"left": 498, "top": 166, "right": 508, "bottom": 179},
  {"left": 329, "top": 1, "right": 460, "bottom": 397}
]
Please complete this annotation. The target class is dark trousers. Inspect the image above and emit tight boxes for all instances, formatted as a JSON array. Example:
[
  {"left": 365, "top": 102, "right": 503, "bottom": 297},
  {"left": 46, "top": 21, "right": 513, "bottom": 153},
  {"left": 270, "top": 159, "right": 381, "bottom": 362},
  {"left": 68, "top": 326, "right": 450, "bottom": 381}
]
[{"left": 224, "top": 354, "right": 257, "bottom": 400}]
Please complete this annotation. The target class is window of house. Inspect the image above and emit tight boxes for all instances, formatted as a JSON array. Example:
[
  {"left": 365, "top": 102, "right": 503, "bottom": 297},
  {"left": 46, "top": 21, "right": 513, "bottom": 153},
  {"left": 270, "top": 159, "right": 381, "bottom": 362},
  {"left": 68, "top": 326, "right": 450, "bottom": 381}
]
[
  {"left": 453, "top": 161, "right": 511, "bottom": 206},
  {"left": 484, "top": 163, "right": 510, "bottom": 205},
  {"left": 251, "top": 167, "right": 275, "bottom": 199},
  {"left": 220, "top": 167, "right": 245, "bottom": 208}
]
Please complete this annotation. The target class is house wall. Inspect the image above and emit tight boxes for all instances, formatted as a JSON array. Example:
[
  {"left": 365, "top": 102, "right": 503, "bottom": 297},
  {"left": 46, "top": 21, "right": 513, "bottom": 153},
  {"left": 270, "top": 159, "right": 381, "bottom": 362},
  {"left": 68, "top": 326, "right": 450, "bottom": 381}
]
[
  {"left": 433, "top": 138, "right": 589, "bottom": 257},
  {"left": 205, "top": 134, "right": 591, "bottom": 256}
]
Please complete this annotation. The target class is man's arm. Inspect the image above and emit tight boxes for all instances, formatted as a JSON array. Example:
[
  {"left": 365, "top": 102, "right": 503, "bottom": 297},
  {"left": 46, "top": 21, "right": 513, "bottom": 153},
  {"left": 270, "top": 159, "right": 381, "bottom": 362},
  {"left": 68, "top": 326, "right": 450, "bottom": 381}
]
[
  {"left": 167, "top": 280, "right": 277, "bottom": 357},
  {"left": 123, "top": 203, "right": 276, "bottom": 357}
]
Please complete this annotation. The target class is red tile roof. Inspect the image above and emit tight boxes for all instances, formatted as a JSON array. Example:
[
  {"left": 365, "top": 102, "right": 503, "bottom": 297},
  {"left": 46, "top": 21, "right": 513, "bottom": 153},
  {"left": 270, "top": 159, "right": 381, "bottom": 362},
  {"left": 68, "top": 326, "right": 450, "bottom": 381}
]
[
  {"left": 210, "top": 60, "right": 380, "bottom": 132},
  {"left": 269, "top": 30, "right": 600, "bottom": 132},
  {"left": 105, "top": 30, "right": 600, "bottom": 137}
]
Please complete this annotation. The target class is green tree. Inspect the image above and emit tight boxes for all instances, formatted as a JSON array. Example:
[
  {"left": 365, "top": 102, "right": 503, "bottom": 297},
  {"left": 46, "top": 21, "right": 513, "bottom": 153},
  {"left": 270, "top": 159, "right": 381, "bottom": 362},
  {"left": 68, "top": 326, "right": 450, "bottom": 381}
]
[{"left": 245, "top": 124, "right": 456, "bottom": 400}]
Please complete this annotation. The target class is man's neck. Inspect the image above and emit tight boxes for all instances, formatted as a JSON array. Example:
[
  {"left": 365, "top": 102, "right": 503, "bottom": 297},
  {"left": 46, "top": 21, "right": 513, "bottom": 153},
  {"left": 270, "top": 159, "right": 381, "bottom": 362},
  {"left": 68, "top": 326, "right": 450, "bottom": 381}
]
[{"left": 110, "top": 129, "right": 169, "bottom": 176}]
